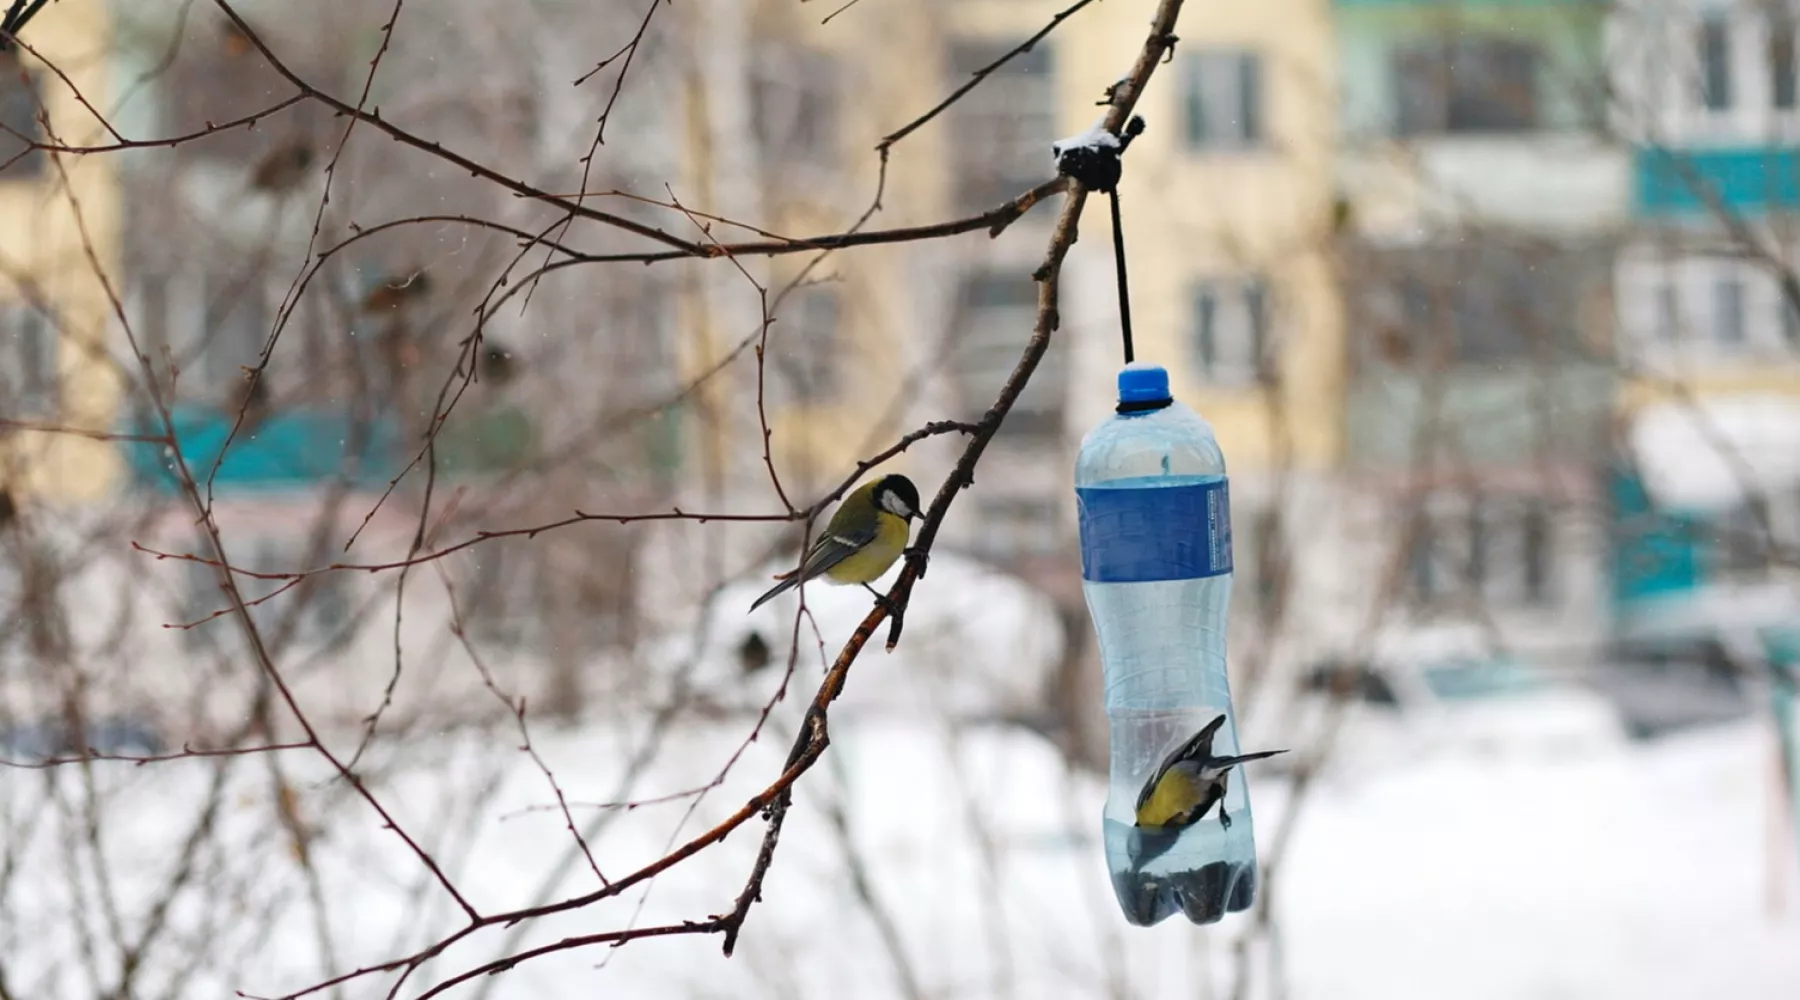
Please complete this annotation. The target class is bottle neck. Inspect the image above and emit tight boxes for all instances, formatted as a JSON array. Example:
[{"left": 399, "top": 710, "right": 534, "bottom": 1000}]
[{"left": 1116, "top": 397, "right": 1172, "bottom": 416}]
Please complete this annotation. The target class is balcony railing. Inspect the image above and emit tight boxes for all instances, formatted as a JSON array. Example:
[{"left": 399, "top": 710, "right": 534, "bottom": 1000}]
[
  {"left": 1635, "top": 146, "right": 1800, "bottom": 216},
  {"left": 122, "top": 404, "right": 539, "bottom": 493},
  {"left": 123, "top": 406, "right": 399, "bottom": 494}
]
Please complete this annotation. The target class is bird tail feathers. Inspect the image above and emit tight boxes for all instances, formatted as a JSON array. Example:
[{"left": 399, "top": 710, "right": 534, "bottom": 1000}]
[
  {"left": 1210, "top": 749, "right": 1288, "bottom": 769},
  {"left": 749, "top": 575, "right": 799, "bottom": 612}
]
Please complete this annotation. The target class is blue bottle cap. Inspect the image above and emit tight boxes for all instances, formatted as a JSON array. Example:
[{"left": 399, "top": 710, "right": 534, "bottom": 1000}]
[{"left": 1118, "top": 362, "right": 1171, "bottom": 406}]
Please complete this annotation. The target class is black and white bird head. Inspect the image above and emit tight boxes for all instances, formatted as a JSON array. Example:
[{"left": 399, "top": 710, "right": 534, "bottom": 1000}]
[{"left": 874, "top": 474, "right": 920, "bottom": 522}]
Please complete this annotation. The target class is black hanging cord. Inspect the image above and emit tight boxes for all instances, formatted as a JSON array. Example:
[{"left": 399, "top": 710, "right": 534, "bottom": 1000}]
[
  {"left": 0, "top": 0, "right": 52, "bottom": 52},
  {"left": 1109, "top": 186, "right": 1134, "bottom": 364},
  {"left": 1052, "top": 115, "right": 1146, "bottom": 367}
]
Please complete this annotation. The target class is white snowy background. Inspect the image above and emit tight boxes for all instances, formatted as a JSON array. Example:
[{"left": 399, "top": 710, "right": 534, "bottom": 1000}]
[{"left": 6, "top": 556, "right": 1798, "bottom": 1000}]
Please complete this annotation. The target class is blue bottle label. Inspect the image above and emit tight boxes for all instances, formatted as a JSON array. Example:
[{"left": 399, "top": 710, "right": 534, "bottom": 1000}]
[{"left": 1076, "top": 479, "right": 1233, "bottom": 583}]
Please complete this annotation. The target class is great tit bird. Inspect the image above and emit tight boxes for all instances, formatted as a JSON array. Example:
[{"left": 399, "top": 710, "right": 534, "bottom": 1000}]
[
  {"left": 749, "top": 474, "right": 920, "bottom": 613},
  {"left": 1134, "top": 713, "right": 1288, "bottom": 833}
]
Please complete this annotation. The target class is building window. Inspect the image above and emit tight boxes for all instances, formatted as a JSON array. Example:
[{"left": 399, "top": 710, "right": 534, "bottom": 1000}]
[
  {"left": 307, "top": 576, "right": 353, "bottom": 649},
  {"left": 1773, "top": 17, "right": 1797, "bottom": 110},
  {"left": 1521, "top": 503, "right": 1550, "bottom": 603},
  {"left": 1714, "top": 274, "right": 1746, "bottom": 346},
  {"left": 1408, "top": 497, "right": 1556, "bottom": 608},
  {"left": 1394, "top": 39, "right": 1539, "bottom": 135},
  {"left": 951, "top": 270, "right": 1063, "bottom": 439},
  {"left": 947, "top": 40, "right": 1055, "bottom": 211},
  {"left": 1450, "top": 254, "right": 1542, "bottom": 363},
  {"left": 199, "top": 273, "right": 270, "bottom": 399},
  {"left": 1712, "top": 500, "right": 1770, "bottom": 574},
  {"left": 1471, "top": 498, "right": 1556, "bottom": 607},
  {"left": 0, "top": 49, "right": 44, "bottom": 177},
  {"left": 1362, "top": 242, "right": 1590, "bottom": 368},
  {"left": 1182, "top": 50, "right": 1262, "bottom": 150},
  {"left": 1655, "top": 281, "right": 1681, "bottom": 343},
  {"left": 1408, "top": 515, "right": 1441, "bottom": 601},
  {"left": 778, "top": 285, "right": 842, "bottom": 406},
  {"left": 463, "top": 545, "right": 533, "bottom": 652},
  {"left": 749, "top": 43, "right": 839, "bottom": 167},
  {"left": 180, "top": 539, "right": 356, "bottom": 650},
  {"left": 180, "top": 558, "right": 220, "bottom": 650},
  {"left": 1192, "top": 276, "right": 1271, "bottom": 386},
  {"left": 0, "top": 303, "right": 56, "bottom": 418},
  {"left": 1700, "top": 18, "right": 1733, "bottom": 111},
  {"left": 180, "top": 539, "right": 278, "bottom": 649},
  {"left": 1465, "top": 502, "right": 1489, "bottom": 589},
  {"left": 1237, "top": 506, "right": 1283, "bottom": 618},
  {"left": 1622, "top": 256, "right": 1800, "bottom": 360}
]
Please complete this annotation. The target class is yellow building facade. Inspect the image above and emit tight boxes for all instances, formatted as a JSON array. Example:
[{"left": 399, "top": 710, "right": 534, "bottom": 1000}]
[
  {"left": 685, "top": 0, "right": 1343, "bottom": 504},
  {"left": 1089, "top": 0, "right": 1343, "bottom": 474},
  {"left": 0, "top": 1, "right": 122, "bottom": 504}
]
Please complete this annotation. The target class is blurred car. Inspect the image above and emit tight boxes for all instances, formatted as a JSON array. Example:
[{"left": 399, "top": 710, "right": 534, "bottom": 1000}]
[
  {"left": 1282, "top": 625, "right": 1630, "bottom": 776},
  {"left": 1584, "top": 634, "right": 1754, "bottom": 740}
]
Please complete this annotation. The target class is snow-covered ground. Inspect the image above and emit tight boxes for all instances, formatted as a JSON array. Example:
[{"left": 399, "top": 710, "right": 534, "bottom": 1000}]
[
  {"left": 1268, "top": 722, "right": 1800, "bottom": 1000},
  {"left": 7, "top": 707, "right": 1799, "bottom": 999}
]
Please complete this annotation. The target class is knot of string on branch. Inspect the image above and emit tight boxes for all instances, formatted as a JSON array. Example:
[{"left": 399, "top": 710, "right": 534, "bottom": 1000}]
[
  {"left": 1052, "top": 115, "right": 1147, "bottom": 365},
  {"left": 1051, "top": 113, "right": 1145, "bottom": 193}
]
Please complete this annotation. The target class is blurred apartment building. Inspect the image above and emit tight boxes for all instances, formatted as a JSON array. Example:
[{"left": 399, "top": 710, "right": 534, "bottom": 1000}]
[
  {"left": 745, "top": 0, "right": 1344, "bottom": 613},
  {"left": 16, "top": 0, "right": 1798, "bottom": 739},
  {"left": 934, "top": 0, "right": 1797, "bottom": 680},
  {"left": 1324, "top": 0, "right": 1624, "bottom": 667},
  {"left": 0, "top": 1, "right": 123, "bottom": 506},
  {"left": 1607, "top": 0, "right": 1800, "bottom": 664},
  {"left": 712, "top": 1, "right": 1084, "bottom": 585},
  {"left": 99, "top": 0, "right": 691, "bottom": 725},
  {"left": 757, "top": 0, "right": 1750, "bottom": 691},
  {"left": 1311, "top": 0, "right": 1800, "bottom": 674}
]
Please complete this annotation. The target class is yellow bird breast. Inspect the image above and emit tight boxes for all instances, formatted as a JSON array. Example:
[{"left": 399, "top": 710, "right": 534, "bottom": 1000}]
[
  {"left": 1135, "top": 768, "right": 1201, "bottom": 829},
  {"left": 823, "top": 512, "right": 910, "bottom": 586}
]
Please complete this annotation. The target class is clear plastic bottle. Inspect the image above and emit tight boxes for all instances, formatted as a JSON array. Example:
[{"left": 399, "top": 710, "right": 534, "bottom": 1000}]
[{"left": 1076, "top": 362, "right": 1260, "bottom": 926}]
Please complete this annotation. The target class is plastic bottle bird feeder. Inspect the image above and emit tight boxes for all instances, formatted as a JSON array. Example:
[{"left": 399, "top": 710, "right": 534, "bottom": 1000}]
[
  {"left": 1052, "top": 114, "right": 1282, "bottom": 926},
  {"left": 1075, "top": 363, "right": 1282, "bottom": 927}
]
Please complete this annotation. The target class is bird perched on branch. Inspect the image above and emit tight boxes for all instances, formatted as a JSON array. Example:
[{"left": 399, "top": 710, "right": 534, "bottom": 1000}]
[
  {"left": 1134, "top": 713, "right": 1287, "bottom": 833},
  {"left": 749, "top": 474, "right": 920, "bottom": 614}
]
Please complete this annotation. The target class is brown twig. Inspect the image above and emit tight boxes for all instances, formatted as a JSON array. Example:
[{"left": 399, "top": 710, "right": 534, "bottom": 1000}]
[
  {"left": 207, "top": 0, "right": 700, "bottom": 255},
  {"left": 0, "top": 741, "right": 313, "bottom": 771},
  {"left": 130, "top": 420, "right": 981, "bottom": 595},
  {"left": 251, "top": 4, "right": 1191, "bottom": 993},
  {"left": 42, "top": 95, "right": 484, "bottom": 925},
  {"left": 877, "top": 0, "right": 1102, "bottom": 151}
]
